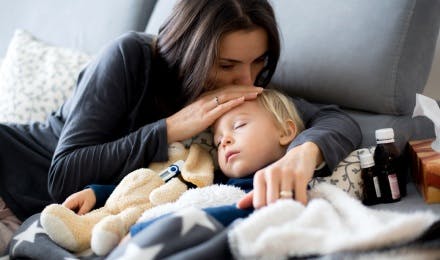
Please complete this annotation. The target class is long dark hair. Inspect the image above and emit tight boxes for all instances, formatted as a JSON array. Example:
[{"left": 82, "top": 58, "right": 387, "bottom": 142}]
[{"left": 157, "top": 0, "right": 280, "bottom": 101}]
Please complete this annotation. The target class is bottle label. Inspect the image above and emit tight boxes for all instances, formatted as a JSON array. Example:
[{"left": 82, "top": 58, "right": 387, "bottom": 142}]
[
  {"left": 388, "top": 174, "right": 400, "bottom": 200},
  {"left": 373, "top": 176, "right": 381, "bottom": 198}
]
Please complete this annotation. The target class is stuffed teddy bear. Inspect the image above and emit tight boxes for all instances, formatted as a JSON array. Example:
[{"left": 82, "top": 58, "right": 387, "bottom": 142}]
[{"left": 40, "top": 142, "right": 214, "bottom": 255}]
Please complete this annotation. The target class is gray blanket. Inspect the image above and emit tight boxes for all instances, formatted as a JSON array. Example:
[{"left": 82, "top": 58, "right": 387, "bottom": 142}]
[{"left": 5, "top": 184, "right": 440, "bottom": 259}]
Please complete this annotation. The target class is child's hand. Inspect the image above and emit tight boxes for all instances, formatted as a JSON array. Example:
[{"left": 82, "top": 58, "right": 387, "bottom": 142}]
[{"left": 62, "top": 188, "right": 96, "bottom": 215}]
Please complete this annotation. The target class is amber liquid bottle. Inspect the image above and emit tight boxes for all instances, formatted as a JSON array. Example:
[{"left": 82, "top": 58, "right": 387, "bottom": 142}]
[
  {"left": 360, "top": 152, "right": 381, "bottom": 205},
  {"left": 374, "top": 128, "right": 401, "bottom": 203}
]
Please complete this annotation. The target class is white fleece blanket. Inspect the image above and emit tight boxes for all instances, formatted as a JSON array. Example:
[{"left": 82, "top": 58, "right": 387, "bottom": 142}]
[
  {"left": 228, "top": 183, "right": 439, "bottom": 259},
  {"left": 137, "top": 184, "right": 246, "bottom": 223}
]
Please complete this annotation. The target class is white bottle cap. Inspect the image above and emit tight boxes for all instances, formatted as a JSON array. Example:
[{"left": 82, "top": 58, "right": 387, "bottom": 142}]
[
  {"left": 375, "top": 128, "right": 395, "bottom": 144},
  {"left": 359, "top": 153, "right": 375, "bottom": 168}
]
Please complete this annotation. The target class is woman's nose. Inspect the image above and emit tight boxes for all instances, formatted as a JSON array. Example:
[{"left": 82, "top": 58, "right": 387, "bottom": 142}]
[{"left": 233, "top": 66, "right": 254, "bottom": 85}]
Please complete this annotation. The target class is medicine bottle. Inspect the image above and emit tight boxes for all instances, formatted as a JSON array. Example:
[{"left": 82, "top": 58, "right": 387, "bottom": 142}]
[
  {"left": 374, "top": 128, "right": 401, "bottom": 203},
  {"left": 359, "top": 152, "right": 381, "bottom": 205}
]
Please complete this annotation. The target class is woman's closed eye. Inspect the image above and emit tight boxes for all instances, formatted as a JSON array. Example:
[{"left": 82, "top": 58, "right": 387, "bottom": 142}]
[{"left": 219, "top": 63, "right": 234, "bottom": 70}]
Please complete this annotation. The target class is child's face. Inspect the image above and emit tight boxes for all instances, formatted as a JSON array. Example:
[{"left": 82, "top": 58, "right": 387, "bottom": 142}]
[{"left": 212, "top": 100, "right": 287, "bottom": 178}]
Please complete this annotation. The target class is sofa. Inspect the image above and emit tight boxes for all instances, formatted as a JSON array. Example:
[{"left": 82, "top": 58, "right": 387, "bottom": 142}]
[{"left": 1, "top": 0, "right": 440, "bottom": 259}]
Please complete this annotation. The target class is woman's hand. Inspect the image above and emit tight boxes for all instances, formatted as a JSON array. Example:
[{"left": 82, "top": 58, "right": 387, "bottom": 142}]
[
  {"left": 166, "top": 86, "right": 263, "bottom": 143},
  {"left": 237, "top": 142, "right": 323, "bottom": 209},
  {"left": 62, "top": 188, "right": 96, "bottom": 215}
]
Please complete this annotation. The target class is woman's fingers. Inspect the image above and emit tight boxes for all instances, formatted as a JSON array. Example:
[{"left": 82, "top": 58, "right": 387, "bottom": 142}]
[
  {"left": 294, "top": 180, "right": 308, "bottom": 205},
  {"left": 209, "top": 86, "right": 262, "bottom": 105},
  {"left": 236, "top": 190, "right": 254, "bottom": 209},
  {"left": 167, "top": 86, "right": 262, "bottom": 143},
  {"left": 279, "top": 172, "right": 295, "bottom": 200},
  {"left": 252, "top": 170, "right": 267, "bottom": 209}
]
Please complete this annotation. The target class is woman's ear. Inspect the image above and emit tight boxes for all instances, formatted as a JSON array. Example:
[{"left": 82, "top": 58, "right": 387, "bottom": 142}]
[{"left": 279, "top": 119, "right": 297, "bottom": 146}]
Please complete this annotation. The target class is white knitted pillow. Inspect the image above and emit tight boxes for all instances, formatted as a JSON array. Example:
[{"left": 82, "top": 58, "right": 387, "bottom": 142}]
[{"left": 0, "top": 29, "right": 92, "bottom": 123}]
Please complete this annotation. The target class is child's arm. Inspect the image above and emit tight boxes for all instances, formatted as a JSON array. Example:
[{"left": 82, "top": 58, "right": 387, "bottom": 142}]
[
  {"left": 62, "top": 184, "right": 116, "bottom": 214},
  {"left": 62, "top": 188, "right": 96, "bottom": 215}
]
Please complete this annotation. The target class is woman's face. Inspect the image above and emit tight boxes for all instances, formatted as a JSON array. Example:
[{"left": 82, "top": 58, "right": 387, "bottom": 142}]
[{"left": 208, "top": 27, "right": 269, "bottom": 89}]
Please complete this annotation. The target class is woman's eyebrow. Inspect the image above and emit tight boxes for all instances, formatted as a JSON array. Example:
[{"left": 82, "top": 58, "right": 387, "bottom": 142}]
[
  {"left": 219, "top": 58, "right": 241, "bottom": 63},
  {"left": 219, "top": 52, "right": 268, "bottom": 64}
]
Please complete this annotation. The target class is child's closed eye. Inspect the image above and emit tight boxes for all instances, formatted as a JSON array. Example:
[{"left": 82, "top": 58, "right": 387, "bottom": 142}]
[{"left": 233, "top": 122, "right": 246, "bottom": 129}]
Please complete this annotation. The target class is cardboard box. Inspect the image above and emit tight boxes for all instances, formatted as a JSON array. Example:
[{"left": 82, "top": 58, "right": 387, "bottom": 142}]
[{"left": 409, "top": 139, "right": 440, "bottom": 203}]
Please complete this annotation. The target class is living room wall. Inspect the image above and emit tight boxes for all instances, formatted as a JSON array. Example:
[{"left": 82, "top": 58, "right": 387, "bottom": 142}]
[{"left": 424, "top": 28, "right": 440, "bottom": 99}]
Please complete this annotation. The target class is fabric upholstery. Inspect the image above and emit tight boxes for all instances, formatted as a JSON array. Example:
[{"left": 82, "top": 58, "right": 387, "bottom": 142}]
[
  {"left": 145, "top": 0, "right": 178, "bottom": 35},
  {"left": 0, "top": 30, "right": 91, "bottom": 123},
  {"left": 0, "top": 0, "right": 157, "bottom": 56},
  {"left": 270, "top": 0, "right": 440, "bottom": 116}
]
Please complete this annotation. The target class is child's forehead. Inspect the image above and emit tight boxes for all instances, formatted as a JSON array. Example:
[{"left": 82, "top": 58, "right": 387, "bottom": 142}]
[{"left": 213, "top": 101, "right": 263, "bottom": 130}]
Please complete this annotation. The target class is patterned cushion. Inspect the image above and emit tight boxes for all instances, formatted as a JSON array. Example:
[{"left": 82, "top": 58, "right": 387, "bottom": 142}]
[
  {"left": 310, "top": 147, "right": 375, "bottom": 200},
  {"left": 0, "top": 29, "right": 92, "bottom": 123}
]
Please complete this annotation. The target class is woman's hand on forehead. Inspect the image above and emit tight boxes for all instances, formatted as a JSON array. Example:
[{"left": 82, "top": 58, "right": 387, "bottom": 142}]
[{"left": 166, "top": 85, "right": 262, "bottom": 143}]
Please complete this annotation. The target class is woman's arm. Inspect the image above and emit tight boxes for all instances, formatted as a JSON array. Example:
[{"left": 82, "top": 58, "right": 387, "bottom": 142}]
[
  {"left": 48, "top": 32, "right": 169, "bottom": 202},
  {"left": 238, "top": 97, "right": 361, "bottom": 208},
  {"left": 289, "top": 97, "right": 362, "bottom": 173}
]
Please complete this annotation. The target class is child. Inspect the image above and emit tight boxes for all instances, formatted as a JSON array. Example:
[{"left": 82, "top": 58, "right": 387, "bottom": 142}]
[{"left": 129, "top": 88, "right": 305, "bottom": 234}]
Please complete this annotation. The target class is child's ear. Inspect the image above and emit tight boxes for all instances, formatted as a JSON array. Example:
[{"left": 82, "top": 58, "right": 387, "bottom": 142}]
[{"left": 279, "top": 119, "right": 297, "bottom": 146}]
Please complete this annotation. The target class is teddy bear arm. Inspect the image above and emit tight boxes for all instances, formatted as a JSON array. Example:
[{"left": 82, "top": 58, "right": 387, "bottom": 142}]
[
  {"left": 149, "top": 177, "right": 188, "bottom": 205},
  {"left": 105, "top": 168, "right": 164, "bottom": 213}
]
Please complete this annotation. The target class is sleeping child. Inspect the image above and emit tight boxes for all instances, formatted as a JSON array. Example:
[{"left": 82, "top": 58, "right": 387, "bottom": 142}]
[{"left": 128, "top": 88, "right": 305, "bottom": 235}]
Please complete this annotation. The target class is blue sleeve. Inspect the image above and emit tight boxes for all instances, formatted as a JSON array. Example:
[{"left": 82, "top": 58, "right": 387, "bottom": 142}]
[{"left": 86, "top": 184, "right": 116, "bottom": 208}]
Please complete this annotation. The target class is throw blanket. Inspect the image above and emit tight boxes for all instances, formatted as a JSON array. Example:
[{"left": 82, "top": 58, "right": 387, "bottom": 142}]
[
  {"left": 6, "top": 184, "right": 440, "bottom": 259},
  {"left": 229, "top": 183, "right": 439, "bottom": 259}
]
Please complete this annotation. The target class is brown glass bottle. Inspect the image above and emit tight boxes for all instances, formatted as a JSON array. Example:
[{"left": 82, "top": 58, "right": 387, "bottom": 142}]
[
  {"left": 360, "top": 152, "right": 381, "bottom": 205},
  {"left": 374, "top": 128, "right": 401, "bottom": 203}
]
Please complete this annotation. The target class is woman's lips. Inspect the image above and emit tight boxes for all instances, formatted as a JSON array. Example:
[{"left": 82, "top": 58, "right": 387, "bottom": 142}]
[{"left": 225, "top": 150, "right": 239, "bottom": 162}]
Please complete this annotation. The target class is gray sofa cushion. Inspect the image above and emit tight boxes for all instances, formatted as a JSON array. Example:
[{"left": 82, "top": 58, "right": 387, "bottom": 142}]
[
  {"left": 0, "top": 0, "right": 157, "bottom": 56},
  {"left": 271, "top": 0, "right": 440, "bottom": 116},
  {"left": 145, "top": 0, "right": 177, "bottom": 35}
]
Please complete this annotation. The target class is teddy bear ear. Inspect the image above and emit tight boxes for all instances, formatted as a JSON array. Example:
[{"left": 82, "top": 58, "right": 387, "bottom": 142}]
[
  {"left": 168, "top": 142, "right": 186, "bottom": 157},
  {"left": 148, "top": 142, "right": 189, "bottom": 173},
  {"left": 180, "top": 144, "right": 214, "bottom": 187}
]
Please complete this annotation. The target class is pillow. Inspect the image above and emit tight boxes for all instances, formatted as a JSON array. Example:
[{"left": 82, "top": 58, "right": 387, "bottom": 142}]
[
  {"left": 309, "top": 147, "right": 376, "bottom": 200},
  {"left": 0, "top": 29, "right": 92, "bottom": 123}
]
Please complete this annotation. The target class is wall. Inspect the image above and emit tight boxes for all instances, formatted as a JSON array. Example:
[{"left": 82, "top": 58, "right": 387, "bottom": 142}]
[{"left": 424, "top": 28, "right": 440, "bottom": 100}]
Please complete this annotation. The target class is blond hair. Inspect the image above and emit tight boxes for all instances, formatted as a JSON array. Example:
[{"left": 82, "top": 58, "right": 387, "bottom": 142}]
[{"left": 257, "top": 89, "right": 304, "bottom": 134}]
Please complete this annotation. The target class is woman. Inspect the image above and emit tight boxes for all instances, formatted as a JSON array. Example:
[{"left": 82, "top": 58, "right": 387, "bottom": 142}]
[{"left": 0, "top": 0, "right": 361, "bottom": 252}]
